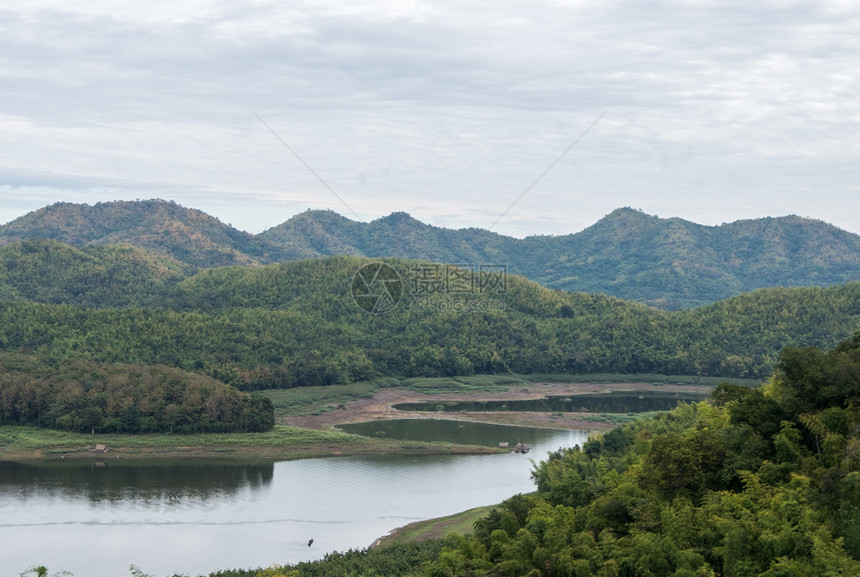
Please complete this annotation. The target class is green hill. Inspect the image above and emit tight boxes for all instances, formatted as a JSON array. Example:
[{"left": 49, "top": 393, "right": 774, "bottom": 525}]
[
  {"left": 0, "top": 240, "right": 858, "bottom": 387},
  {"left": 259, "top": 209, "right": 514, "bottom": 263},
  {"left": 0, "top": 238, "right": 191, "bottom": 307},
  {"left": 532, "top": 208, "right": 860, "bottom": 308},
  {"left": 261, "top": 207, "right": 860, "bottom": 308},
  {"left": 3, "top": 201, "right": 860, "bottom": 308},
  {"left": 0, "top": 199, "right": 288, "bottom": 268},
  {"left": 0, "top": 356, "right": 274, "bottom": 433}
]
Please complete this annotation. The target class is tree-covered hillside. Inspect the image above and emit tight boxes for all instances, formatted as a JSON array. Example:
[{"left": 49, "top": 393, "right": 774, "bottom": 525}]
[
  {"left": 0, "top": 241, "right": 859, "bottom": 389},
  {"left": 259, "top": 210, "right": 514, "bottom": 264},
  {"left": 0, "top": 200, "right": 288, "bottom": 268},
  {"left": 518, "top": 209, "right": 860, "bottom": 308},
  {"left": 0, "top": 356, "right": 274, "bottom": 434},
  {"left": 3, "top": 201, "right": 860, "bottom": 308},
  {"left": 0, "top": 238, "right": 190, "bottom": 307}
]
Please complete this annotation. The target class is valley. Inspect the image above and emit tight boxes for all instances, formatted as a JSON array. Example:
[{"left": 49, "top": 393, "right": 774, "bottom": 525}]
[{"left": 1, "top": 200, "right": 859, "bottom": 576}]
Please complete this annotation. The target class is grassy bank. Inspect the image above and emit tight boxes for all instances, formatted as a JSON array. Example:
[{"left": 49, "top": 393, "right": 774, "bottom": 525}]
[
  {"left": 258, "top": 375, "right": 523, "bottom": 420},
  {"left": 373, "top": 505, "right": 497, "bottom": 548},
  {"left": 260, "top": 373, "right": 735, "bottom": 420},
  {"left": 2, "top": 374, "right": 727, "bottom": 461},
  {"left": 0, "top": 425, "right": 505, "bottom": 461},
  {"left": 260, "top": 381, "right": 384, "bottom": 418}
]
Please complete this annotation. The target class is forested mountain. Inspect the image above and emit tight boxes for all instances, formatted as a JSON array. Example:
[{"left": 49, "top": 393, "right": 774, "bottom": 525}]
[
  {"left": 259, "top": 209, "right": 514, "bottom": 264},
  {"left": 527, "top": 208, "right": 860, "bottom": 308},
  {"left": 0, "top": 200, "right": 288, "bottom": 268},
  {"left": 0, "top": 239, "right": 190, "bottom": 307},
  {"left": 2, "top": 200, "right": 860, "bottom": 308},
  {"left": 265, "top": 207, "right": 860, "bottom": 309},
  {"left": 0, "top": 240, "right": 859, "bottom": 391}
]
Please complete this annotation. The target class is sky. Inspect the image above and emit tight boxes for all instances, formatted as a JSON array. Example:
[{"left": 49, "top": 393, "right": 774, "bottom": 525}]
[{"left": 1, "top": 0, "right": 858, "bottom": 238}]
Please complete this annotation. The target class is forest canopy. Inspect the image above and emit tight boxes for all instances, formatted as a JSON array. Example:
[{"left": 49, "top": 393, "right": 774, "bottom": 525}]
[
  {"left": 0, "top": 243, "right": 858, "bottom": 389},
  {"left": 0, "top": 356, "right": 274, "bottom": 434}
]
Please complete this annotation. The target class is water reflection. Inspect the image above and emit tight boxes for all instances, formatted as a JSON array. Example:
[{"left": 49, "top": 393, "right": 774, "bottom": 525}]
[
  {"left": 0, "top": 423, "right": 587, "bottom": 577},
  {"left": 0, "top": 459, "right": 274, "bottom": 503},
  {"left": 338, "top": 419, "right": 574, "bottom": 449}
]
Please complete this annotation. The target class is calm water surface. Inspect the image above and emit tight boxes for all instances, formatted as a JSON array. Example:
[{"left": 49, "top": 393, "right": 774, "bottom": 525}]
[{"left": 0, "top": 422, "right": 588, "bottom": 577}]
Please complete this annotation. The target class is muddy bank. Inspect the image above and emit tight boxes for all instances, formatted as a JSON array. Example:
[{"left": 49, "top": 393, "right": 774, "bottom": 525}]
[{"left": 283, "top": 382, "right": 709, "bottom": 432}]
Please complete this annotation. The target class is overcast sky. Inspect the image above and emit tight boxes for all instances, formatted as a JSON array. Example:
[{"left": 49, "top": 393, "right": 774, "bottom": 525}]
[{"left": 1, "top": 0, "right": 858, "bottom": 237}]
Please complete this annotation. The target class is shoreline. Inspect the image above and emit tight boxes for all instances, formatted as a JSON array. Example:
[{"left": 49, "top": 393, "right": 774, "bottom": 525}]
[
  {"left": 0, "top": 426, "right": 508, "bottom": 462},
  {"left": 371, "top": 505, "right": 499, "bottom": 549},
  {"left": 0, "top": 380, "right": 719, "bottom": 568},
  {"left": 0, "top": 382, "right": 710, "bottom": 461},
  {"left": 281, "top": 381, "right": 707, "bottom": 432}
]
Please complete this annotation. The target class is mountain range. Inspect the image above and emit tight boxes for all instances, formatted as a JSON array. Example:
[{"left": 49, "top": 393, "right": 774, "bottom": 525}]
[{"left": 2, "top": 199, "right": 859, "bottom": 309}]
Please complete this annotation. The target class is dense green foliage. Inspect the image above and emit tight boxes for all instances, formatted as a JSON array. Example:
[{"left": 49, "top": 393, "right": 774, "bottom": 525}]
[
  {"left": 219, "top": 333, "right": 860, "bottom": 577},
  {"left": 209, "top": 541, "right": 446, "bottom": 577},
  {"left": 0, "top": 246, "right": 858, "bottom": 392},
  {"left": 0, "top": 356, "right": 274, "bottom": 433},
  {"left": 3, "top": 201, "right": 860, "bottom": 308},
  {"left": 0, "top": 238, "right": 189, "bottom": 307}
]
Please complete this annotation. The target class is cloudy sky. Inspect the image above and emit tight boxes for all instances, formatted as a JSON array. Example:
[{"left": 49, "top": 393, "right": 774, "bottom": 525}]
[{"left": 1, "top": 0, "right": 858, "bottom": 237}]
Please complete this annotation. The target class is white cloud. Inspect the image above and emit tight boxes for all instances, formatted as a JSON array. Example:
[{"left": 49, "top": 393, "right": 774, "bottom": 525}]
[{"left": 0, "top": 0, "right": 858, "bottom": 236}]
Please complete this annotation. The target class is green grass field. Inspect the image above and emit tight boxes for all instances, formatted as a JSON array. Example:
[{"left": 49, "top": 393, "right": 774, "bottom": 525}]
[
  {"left": 0, "top": 424, "right": 354, "bottom": 451},
  {"left": 402, "top": 374, "right": 529, "bottom": 394},
  {"left": 374, "top": 505, "right": 496, "bottom": 547},
  {"left": 257, "top": 375, "right": 529, "bottom": 417},
  {"left": 259, "top": 381, "right": 382, "bottom": 417}
]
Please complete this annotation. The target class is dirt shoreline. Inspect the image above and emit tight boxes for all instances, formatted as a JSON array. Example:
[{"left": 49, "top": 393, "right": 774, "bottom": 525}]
[
  {"left": 283, "top": 381, "right": 706, "bottom": 432},
  {"left": 1, "top": 382, "right": 709, "bottom": 461}
]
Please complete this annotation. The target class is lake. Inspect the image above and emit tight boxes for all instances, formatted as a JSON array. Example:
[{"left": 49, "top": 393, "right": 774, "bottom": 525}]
[{"left": 0, "top": 422, "right": 589, "bottom": 577}]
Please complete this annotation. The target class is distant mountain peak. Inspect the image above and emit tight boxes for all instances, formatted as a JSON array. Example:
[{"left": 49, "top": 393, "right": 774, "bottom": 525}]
[
  {"left": 607, "top": 206, "right": 648, "bottom": 216},
  {"left": 0, "top": 198, "right": 280, "bottom": 268},
  {"left": 375, "top": 211, "right": 423, "bottom": 226},
  {"left": 600, "top": 207, "right": 661, "bottom": 222}
]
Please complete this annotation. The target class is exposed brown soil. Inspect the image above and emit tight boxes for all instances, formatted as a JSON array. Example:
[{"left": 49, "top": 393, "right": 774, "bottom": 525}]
[
  {"left": 4, "top": 382, "right": 708, "bottom": 461},
  {"left": 284, "top": 382, "right": 707, "bottom": 432}
]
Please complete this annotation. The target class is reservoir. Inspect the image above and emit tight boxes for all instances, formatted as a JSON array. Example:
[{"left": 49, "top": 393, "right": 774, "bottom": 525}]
[{"left": 0, "top": 422, "right": 588, "bottom": 577}]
